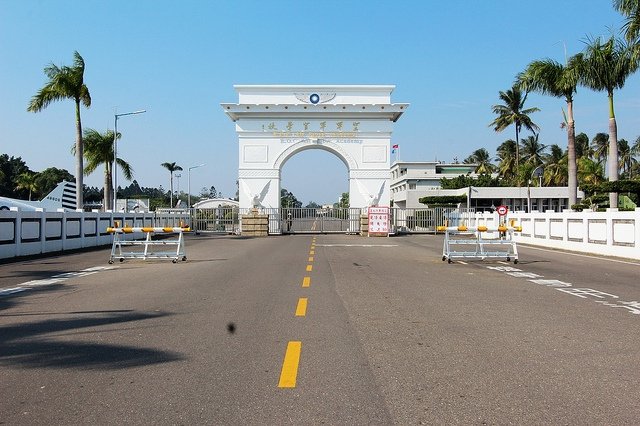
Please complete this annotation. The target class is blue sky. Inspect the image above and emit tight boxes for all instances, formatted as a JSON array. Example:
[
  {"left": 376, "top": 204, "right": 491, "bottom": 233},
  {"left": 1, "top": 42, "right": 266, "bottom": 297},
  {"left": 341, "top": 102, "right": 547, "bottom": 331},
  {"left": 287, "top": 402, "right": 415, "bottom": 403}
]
[{"left": 1, "top": 1, "right": 639, "bottom": 205}]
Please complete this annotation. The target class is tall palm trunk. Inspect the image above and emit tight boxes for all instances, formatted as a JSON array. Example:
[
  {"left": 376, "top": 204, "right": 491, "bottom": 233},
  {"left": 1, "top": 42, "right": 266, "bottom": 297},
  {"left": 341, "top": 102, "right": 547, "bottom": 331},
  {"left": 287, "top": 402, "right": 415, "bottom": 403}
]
[
  {"left": 566, "top": 100, "right": 577, "bottom": 206},
  {"left": 74, "top": 99, "right": 84, "bottom": 210},
  {"left": 169, "top": 172, "right": 174, "bottom": 207},
  {"left": 514, "top": 124, "right": 520, "bottom": 185},
  {"left": 608, "top": 93, "right": 619, "bottom": 208},
  {"left": 104, "top": 161, "right": 112, "bottom": 212}
]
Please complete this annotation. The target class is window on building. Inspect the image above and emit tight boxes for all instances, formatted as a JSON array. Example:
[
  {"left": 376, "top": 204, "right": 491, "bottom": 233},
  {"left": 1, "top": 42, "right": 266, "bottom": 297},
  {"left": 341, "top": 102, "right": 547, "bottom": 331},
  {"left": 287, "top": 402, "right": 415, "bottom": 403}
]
[{"left": 409, "top": 183, "right": 416, "bottom": 190}]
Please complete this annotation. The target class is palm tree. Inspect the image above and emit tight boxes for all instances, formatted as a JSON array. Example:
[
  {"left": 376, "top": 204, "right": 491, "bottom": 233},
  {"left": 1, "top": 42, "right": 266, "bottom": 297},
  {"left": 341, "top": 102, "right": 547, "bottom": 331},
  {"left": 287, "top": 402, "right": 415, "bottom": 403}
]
[
  {"left": 577, "top": 35, "right": 639, "bottom": 207},
  {"left": 161, "top": 162, "right": 183, "bottom": 207},
  {"left": 575, "top": 132, "right": 592, "bottom": 159},
  {"left": 464, "top": 148, "right": 495, "bottom": 174},
  {"left": 73, "top": 128, "right": 133, "bottom": 211},
  {"left": 578, "top": 157, "right": 605, "bottom": 186},
  {"left": 517, "top": 56, "right": 581, "bottom": 206},
  {"left": 489, "top": 85, "right": 540, "bottom": 177},
  {"left": 28, "top": 51, "right": 91, "bottom": 209},
  {"left": 632, "top": 136, "right": 640, "bottom": 155},
  {"left": 614, "top": 0, "right": 640, "bottom": 42},
  {"left": 632, "top": 136, "right": 640, "bottom": 178},
  {"left": 520, "top": 134, "right": 547, "bottom": 167},
  {"left": 591, "top": 132, "right": 609, "bottom": 164},
  {"left": 496, "top": 139, "right": 518, "bottom": 183},
  {"left": 15, "top": 171, "right": 39, "bottom": 201},
  {"left": 543, "top": 144, "right": 568, "bottom": 186},
  {"left": 617, "top": 139, "right": 633, "bottom": 178}
]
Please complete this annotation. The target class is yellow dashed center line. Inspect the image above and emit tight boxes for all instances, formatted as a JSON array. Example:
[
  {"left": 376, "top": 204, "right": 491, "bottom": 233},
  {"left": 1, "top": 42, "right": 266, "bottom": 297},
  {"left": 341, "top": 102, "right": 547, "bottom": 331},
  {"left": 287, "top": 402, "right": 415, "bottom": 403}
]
[
  {"left": 306, "top": 264, "right": 313, "bottom": 272},
  {"left": 308, "top": 256, "right": 314, "bottom": 262},
  {"left": 278, "top": 341, "right": 302, "bottom": 388},
  {"left": 309, "top": 250, "right": 315, "bottom": 255},
  {"left": 295, "top": 298, "right": 308, "bottom": 316},
  {"left": 302, "top": 276, "right": 311, "bottom": 287}
]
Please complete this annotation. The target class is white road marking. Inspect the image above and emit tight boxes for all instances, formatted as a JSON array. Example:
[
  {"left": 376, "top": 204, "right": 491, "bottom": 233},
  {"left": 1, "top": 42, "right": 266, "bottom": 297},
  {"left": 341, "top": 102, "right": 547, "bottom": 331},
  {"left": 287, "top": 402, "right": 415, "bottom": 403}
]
[
  {"left": 0, "top": 265, "right": 117, "bottom": 297},
  {"left": 0, "top": 287, "right": 29, "bottom": 296},
  {"left": 485, "top": 264, "right": 639, "bottom": 318}
]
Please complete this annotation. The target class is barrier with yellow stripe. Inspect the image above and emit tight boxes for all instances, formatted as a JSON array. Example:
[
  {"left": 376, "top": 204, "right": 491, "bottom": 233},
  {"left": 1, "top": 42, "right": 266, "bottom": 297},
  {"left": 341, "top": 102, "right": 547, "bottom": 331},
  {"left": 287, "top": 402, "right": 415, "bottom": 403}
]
[
  {"left": 107, "top": 225, "right": 189, "bottom": 264},
  {"left": 440, "top": 221, "right": 520, "bottom": 264}
]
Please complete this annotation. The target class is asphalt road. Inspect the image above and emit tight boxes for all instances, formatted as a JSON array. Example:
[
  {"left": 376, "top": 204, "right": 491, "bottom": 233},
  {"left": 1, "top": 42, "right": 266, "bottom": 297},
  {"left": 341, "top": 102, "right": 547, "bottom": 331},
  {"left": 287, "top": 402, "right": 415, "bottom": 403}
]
[{"left": 1, "top": 233, "right": 639, "bottom": 424}]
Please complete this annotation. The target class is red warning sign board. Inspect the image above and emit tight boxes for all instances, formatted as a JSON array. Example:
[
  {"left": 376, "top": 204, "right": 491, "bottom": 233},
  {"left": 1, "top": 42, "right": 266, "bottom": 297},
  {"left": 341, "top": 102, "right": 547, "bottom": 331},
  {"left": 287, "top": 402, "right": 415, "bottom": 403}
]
[
  {"left": 368, "top": 207, "right": 390, "bottom": 236},
  {"left": 496, "top": 205, "right": 508, "bottom": 216}
]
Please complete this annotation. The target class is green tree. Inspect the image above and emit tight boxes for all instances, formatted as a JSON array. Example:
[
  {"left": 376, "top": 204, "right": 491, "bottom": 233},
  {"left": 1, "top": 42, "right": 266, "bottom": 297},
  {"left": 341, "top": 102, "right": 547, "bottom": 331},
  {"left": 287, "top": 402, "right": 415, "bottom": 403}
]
[
  {"left": 15, "top": 172, "right": 39, "bottom": 201},
  {"left": 464, "top": 148, "right": 495, "bottom": 174},
  {"left": 496, "top": 139, "right": 518, "bottom": 183},
  {"left": 578, "top": 157, "right": 605, "bottom": 186},
  {"left": 591, "top": 132, "right": 610, "bottom": 165},
  {"left": 489, "top": 85, "right": 540, "bottom": 175},
  {"left": 28, "top": 51, "right": 91, "bottom": 209},
  {"left": 614, "top": 0, "right": 640, "bottom": 42},
  {"left": 575, "top": 132, "right": 592, "bottom": 159},
  {"left": 0, "top": 154, "right": 29, "bottom": 198},
  {"left": 577, "top": 35, "right": 639, "bottom": 207},
  {"left": 337, "top": 192, "right": 349, "bottom": 208},
  {"left": 632, "top": 136, "right": 640, "bottom": 178},
  {"left": 35, "top": 167, "right": 74, "bottom": 197},
  {"left": 161, "top": 162, "right": 183, "bottom": 207},
  {"left": 83, "top": 186, "right": 102, "bottom": 204},
  {"left": 618, "top": 139, "right": 635, "bottom": 178},
  {"left": 520, "top": 134, "right": 548, "bottom": 167},
  {"left": 75, "top": 128, "right": 133, "bottom": 211},
  {"left": 543, "top": 144, "right": 568, "bottom": 186},
  {"left": 518, "top": 55, "right": 581, "bottom": 205},
  {"left": 281, "top": 188, "right": 301, "bottom": 208}
]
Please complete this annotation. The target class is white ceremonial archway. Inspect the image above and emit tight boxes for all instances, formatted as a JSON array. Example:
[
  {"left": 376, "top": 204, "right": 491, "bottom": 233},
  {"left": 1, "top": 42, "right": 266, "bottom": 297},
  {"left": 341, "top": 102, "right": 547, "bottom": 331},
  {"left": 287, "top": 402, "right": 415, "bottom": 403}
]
[{"left": 222, "top": 85, "right": 408, "bottom": 210}]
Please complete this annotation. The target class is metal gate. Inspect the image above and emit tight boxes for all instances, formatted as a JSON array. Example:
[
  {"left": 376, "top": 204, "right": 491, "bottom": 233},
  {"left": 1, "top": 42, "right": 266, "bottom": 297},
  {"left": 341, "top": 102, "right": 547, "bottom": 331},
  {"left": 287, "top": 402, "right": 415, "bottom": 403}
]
[
  {"left": 155, "top": 206, "right": 475, "bottom": 235},
  {"left": 390, "top": 207, "right": 476, "bottom": 233},
  {"left": 247, "top": 208, "right": 361, "bottom": 234},
  {"left": 191, "top": 206, "right": 240, "bottom": 234}
]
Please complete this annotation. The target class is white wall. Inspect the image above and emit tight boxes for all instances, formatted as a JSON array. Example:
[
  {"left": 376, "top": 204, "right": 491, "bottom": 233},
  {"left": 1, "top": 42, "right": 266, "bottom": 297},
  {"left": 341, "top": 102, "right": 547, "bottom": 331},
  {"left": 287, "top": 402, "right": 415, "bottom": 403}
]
[
  {"left": 0, "top": 210, "right": 157, "bottom": 259},
  {"left": 469, "top": 208, "right": 640, "bottom": 260}
]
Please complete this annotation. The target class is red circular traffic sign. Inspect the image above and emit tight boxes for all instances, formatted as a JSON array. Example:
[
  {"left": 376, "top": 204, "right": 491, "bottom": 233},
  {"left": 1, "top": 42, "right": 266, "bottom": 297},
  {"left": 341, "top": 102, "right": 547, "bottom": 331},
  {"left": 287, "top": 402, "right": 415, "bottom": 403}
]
[{"left": 496, "top": 205, "right": 508, "bottom": 216}]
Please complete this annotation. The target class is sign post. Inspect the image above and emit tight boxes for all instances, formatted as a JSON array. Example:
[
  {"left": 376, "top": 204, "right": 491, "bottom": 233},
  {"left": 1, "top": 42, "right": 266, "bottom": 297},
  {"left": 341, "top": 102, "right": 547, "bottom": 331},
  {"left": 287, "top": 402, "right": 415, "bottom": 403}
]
[
  {"left": 368, "top": 206, "right": 390, "bottom": 237},
  {"left": 496, "top": 205, "right": 508, "bottom": 216}
]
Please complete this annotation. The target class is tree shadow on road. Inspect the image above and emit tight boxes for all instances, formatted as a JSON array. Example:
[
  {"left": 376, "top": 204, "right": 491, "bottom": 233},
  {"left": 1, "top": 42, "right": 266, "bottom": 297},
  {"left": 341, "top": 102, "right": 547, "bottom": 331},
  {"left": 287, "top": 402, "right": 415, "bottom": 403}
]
[{"left": 0, "top": 310, "right": 185, "bottom": 370}]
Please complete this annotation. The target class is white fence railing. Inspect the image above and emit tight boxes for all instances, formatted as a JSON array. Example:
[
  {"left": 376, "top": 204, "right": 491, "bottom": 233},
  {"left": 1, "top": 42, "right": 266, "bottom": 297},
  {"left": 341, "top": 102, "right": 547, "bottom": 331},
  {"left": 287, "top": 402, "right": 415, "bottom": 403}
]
[
  {"left": 1, "top": 210, "right": 158, "bottom": 259},
  {"left": 463, "top": 208, "right": 640, "bottom": 260},
  {"left": 2, "top": 208, "right": 639, "bottom": 260}
]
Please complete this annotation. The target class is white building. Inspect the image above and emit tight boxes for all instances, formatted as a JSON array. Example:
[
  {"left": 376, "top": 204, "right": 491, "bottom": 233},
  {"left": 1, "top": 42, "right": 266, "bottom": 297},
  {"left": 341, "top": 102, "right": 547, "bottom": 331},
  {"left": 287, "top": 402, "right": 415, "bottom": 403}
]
[
  {"left": 390, "top": 161, "right": 583, "bottom": 212},
  {"left": 391, "top": 161, "right": 477, "bottom": 209}
]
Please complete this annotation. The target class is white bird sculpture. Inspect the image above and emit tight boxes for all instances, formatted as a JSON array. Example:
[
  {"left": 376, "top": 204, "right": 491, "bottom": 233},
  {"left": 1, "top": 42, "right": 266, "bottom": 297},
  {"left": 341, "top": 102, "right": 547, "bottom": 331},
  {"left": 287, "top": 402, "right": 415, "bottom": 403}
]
[
  {"left": 355, "top": 179, "right": 385, "bottom": 207},
  {"left": 241, "top": 180, "right": 271, "bottom": 209}
]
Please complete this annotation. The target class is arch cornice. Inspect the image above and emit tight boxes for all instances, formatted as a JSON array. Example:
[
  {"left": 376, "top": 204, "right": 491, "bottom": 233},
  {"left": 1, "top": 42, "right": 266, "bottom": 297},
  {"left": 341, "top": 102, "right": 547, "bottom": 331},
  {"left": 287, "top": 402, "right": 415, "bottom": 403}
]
[{"left": 273, "top": 139, "right": 358, "bottom": 170}]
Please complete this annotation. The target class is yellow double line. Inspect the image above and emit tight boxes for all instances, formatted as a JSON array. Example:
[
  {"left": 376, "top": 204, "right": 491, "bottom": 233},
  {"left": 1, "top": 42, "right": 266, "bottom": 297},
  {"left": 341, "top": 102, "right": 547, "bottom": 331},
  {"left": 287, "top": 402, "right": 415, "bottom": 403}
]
[{"left": 278, "top": 236, "right": 316, "bottom": 388}]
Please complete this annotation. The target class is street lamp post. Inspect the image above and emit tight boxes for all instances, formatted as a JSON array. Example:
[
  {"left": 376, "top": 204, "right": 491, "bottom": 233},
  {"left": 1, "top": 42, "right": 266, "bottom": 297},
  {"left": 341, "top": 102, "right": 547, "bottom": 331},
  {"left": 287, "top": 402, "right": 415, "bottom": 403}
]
[
  {"left": 188, "top": 164, "right": 205, "bottom": 233},
  {"left": 188, "top": 163, "right": 205, "bottom": 208},
  {"left": 527, "top": 166, "right": 544, "bottom": 213},
  {"left": 113, "top": 109, "right": 146, "bottom": 211},
  {"left": 175, "top": 173, "right": 181, "bottom": 196}
]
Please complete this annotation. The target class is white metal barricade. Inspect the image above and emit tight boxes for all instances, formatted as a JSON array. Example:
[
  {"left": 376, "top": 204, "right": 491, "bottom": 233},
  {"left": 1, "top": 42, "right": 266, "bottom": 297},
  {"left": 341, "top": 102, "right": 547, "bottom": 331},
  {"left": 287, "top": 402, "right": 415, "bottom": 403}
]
[
  {"left": 438, "top": 223, "right": 521, "bottom": 264},
  {"left": 107, "top": 226, "right": 190, "bottom": 263}
]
